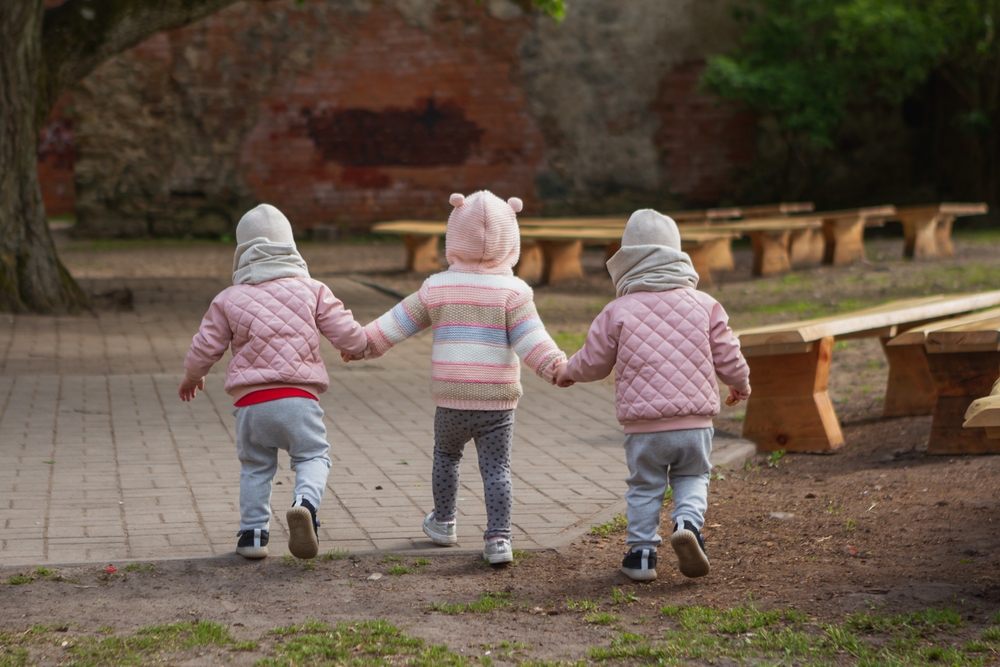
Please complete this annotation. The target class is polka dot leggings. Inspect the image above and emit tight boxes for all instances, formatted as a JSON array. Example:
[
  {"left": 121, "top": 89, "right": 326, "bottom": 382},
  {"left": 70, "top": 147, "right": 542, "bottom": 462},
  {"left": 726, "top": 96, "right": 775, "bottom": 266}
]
[{"left": 432, "top": 407, "right": 515, "bottom": 540}]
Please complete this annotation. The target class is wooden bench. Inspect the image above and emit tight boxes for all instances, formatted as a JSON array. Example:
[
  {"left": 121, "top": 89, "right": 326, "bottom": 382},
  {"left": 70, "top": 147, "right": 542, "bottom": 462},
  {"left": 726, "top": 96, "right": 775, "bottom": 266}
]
[
  {"left": 785, "top": 205, "right": 896, "bottom": 267},
  {"left": 735, "top": 290, "right": 1000, "bottom": 453},
  {"left": 701, "top": 217, "right": 823, "bottom": 277},
  {"left": 373, "top": 220, "right": 737, "bottom": 286},
  {"left": 894, "top": 203, "right": 988, "bottom": 260}
]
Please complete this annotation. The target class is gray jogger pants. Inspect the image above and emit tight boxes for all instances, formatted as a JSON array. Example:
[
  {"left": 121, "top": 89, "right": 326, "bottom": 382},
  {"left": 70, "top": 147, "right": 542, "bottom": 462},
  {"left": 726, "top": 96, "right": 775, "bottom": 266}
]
[
  {"left": 623, "top": 427, "right": 713, "bottom": 551},
  {"left": 432, "top": 407, "right": 515, "bottom": 541},
  {"left": 233, "top": 398, "right": 331, "bottom": 532}
]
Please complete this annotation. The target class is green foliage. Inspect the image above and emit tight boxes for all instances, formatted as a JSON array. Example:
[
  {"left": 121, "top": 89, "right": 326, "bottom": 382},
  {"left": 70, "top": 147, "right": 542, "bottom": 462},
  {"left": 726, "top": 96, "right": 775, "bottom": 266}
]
[{"left": 702, "top": 0, "right": 1000, "bottom": 151}]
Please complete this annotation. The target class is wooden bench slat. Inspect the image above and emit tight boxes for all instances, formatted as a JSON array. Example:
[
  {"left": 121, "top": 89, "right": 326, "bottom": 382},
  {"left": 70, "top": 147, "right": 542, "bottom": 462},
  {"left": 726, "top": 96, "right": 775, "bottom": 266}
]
[{"left": 888, "top": 306, "right": 1000, "bottom": 346}]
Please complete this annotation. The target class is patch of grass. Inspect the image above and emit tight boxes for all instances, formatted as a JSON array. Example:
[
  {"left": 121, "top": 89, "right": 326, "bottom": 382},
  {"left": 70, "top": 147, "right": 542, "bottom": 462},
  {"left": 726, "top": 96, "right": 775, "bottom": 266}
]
[
  {"left": 510, "top": 549, "right": 533, "bottom": 566},
  {"left": 621, "top": 604, "right": 992, "bottom": 665},
  {"left": 845, "top": 518, "right": 857, "bottom": 531},
  {"left": 590, "top": 513, "right": 627, "bottom": 538},
  {"left": 661, "top": 486, "right": 674, "bottom": 505},
  {"left": 387, "top": 565, "right": 410, "bottom": 576},
  {"left": 584, "top": 612, "right": 621, "bottom": 626},
  {"left": 320, "top": 549, "right": 349, "bottom": 561},
  {"left": 7, "top": 575, "right": 33, "bottom": 585},
  {"left": 566, "top": 598, "right": 598, "bottom": 612},
  {"left": 380, "top": 552, "right": 404, "bottom": 563},
  {"left": 258, "top": 619, "right": 464, "bottom": 667},
  {"left": 551, "top": 331, "right": 588, "bottom": 355},
  {"left": 767, "top": 450, "right": 786, "bottom": 468},
  {"left": 123, "top": 563, "right": 155, "bottom": 573},
  {"left": 61, "top": 621, "right": 256, "bottom": 666},
  {"left": 833, "top": 340, "right": 851, "bottom": 351},
  {"left": 611, "top": 588, "right": 639, "bottom": 606},
  {"left": 428, "top": 591, "right": 514, "bottom": 615}
]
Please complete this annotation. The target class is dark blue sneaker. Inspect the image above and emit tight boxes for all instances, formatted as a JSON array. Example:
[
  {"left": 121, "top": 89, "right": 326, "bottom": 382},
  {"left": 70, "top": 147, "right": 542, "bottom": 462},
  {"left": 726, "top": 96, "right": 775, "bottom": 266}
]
[
  {"left": 287, "top": 496, "right": 319, "bottom": 559},
  {"left": 621, "top": 547, "right": 657, "bottom": 581},
  {"left": 670, "top": 520, "right": 710, "bottom": 578},
  {"left": 236, "top": 528, "right": 269, "bottom": 559}
]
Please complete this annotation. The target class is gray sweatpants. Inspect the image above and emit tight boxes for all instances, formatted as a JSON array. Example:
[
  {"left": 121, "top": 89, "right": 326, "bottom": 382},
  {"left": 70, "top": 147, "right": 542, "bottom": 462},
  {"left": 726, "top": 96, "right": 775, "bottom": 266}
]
[
  {"left": 233, "top": 398, "right": 331, "bottom": 532},
  {"left": 432, "top": 407, "right": 515, "bottom": 541},
  {"left": 623, "top": 428, "right": 713, "bottom": 551}
]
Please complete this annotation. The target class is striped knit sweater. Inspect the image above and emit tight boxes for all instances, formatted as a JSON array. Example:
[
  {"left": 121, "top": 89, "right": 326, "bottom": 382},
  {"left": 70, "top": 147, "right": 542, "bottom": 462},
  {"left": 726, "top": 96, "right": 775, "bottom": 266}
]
[{"left": 364, "top": 270, "right": 566, "bottom": 411}]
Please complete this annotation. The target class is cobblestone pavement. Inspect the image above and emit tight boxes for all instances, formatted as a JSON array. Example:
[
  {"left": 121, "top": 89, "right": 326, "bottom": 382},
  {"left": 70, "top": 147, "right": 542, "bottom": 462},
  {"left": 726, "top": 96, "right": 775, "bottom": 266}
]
[{"left": 0, "top": 277, "right": 754, "bottom": 566}]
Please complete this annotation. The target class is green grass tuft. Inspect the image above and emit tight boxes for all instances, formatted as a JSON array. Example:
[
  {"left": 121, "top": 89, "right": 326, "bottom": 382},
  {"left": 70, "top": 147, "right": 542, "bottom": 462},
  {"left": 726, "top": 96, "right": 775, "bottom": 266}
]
[
  {"left": 428, "top": 591, "right": 513, "bottom": 615},
  {"left": 590, "top": 514, "right": 627, "bottom": 538}
]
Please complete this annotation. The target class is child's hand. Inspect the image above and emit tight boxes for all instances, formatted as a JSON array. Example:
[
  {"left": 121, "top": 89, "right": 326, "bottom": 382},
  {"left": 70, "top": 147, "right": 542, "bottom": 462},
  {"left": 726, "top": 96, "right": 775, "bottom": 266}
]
[
  {"left": 555, "top": 364, "right": 575, "bottom": 388},
  {"left": 341, "top": 342, "right": 372, "bottom": 363},
  {"left": 725, "top": 384, "right": 751, "bottom": 406},
  {"left": 178, "top": 376, "right": 205, "bottom": 402}
]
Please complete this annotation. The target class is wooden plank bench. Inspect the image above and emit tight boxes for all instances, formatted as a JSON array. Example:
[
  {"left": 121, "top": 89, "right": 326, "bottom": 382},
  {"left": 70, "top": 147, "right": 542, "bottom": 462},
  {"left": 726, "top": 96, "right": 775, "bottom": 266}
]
[
  {"left": 881, "top": 307, "right": 1000, "bottom": 418},
  {"left": 894, "top": 203, "right": 988, "bottom": 260},
  {"left": 702, "top": 217, "right": 823, "bottom": 277},
  {"left": 918, "top": 314, "right": 1000, "bottom": 454},
  {"left": 786, "top": 205, "right": 896, "bottom": 267},
  {"left": 735, "top": 290, "right": 1000, "bottom": 453},
  {"left": 373, "top": 220, "right": 737, "bottom": 286}
]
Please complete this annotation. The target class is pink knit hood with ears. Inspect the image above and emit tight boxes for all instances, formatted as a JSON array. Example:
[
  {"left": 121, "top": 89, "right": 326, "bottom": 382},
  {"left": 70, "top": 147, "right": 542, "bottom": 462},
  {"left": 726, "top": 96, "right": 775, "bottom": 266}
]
[{"left": 445, "top": 190, "right": 523, "bottom": 275}]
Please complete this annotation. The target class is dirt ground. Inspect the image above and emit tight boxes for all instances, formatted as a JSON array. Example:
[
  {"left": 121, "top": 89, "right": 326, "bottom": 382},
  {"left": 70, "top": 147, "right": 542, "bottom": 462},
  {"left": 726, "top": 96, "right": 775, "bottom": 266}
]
[{"left": 4, "top": 229, "right": 1000, "bottom": 664}]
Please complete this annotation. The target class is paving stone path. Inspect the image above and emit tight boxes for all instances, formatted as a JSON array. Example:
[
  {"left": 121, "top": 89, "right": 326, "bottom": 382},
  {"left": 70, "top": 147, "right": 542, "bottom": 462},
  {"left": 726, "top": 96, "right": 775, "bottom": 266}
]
[{"left": 0, "top": 277, "right": 754, "bottom": 566}]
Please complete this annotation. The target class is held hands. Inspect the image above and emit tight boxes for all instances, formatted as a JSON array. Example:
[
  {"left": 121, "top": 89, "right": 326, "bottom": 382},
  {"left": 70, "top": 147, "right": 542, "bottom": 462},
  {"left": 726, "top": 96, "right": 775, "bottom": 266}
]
[
  {"left": 555, "top": 363, "right": 575, "bottom": 388},
  {"left": 178, "top": 376, "right": 205, "bottom": 402},
  {"left": 725, "top": 384, "right": 751, "bottom": 407},
  {"left": 341, "top": 342, "right": 374, "bottom": 363}
]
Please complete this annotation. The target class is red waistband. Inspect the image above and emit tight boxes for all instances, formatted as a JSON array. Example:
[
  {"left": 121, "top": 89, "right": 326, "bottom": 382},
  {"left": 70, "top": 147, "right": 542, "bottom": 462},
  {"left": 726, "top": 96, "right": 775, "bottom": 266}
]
[{"left": 234, "top": 388, "right": 318, "bottom": 407}]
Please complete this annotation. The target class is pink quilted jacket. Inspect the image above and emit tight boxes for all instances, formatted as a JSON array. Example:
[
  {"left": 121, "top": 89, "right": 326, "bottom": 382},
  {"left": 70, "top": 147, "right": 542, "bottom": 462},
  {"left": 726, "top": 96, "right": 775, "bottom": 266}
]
[
  {"left": 183, "top": 277, "right": 367, "bottom": 402},
  {"left": 563, "top": 288, "right": 750, "bottom": 433}
]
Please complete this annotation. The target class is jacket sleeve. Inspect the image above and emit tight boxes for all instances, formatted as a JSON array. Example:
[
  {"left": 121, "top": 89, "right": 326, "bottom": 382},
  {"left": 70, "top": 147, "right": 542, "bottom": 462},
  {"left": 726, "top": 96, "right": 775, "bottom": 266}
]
[
  {"left": 363, "top": 287, "right": 432, "bottom": 358},
  {"left": 316, "top": 283, "right": 368, "bottom": 356},
  {"left": 710, "top": 301, "right": 750, "bottom": 391},
  {"left": 562, "top": 301, "right": 620, "bottom": 383},
  {"left": 183, "top": 290, "right": 234, "bottom": 381},
  {"left": 506, "top": 288, "right": 566, "bottom": 382}
]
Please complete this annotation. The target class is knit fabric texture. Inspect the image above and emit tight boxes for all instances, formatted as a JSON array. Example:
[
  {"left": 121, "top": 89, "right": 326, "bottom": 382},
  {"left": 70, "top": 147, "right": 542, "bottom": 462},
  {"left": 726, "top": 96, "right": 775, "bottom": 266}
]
[
  {"left": 364, "top": 271, "right": 565, "bottom": 410},
  {"left": 444, "top": 190, "right": 523, "bottom": 274}
]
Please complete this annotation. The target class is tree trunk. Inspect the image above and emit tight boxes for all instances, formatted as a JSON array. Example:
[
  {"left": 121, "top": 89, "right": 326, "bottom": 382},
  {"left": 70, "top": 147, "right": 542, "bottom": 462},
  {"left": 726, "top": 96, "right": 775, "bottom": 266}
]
[{"left": 0, "top": 0, "right": 89, "bottom": 313}]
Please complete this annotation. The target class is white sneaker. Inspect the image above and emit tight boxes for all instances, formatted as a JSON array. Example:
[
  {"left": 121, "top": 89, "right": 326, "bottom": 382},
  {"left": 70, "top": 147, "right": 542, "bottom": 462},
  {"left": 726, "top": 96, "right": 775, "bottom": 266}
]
[
  {"left": 422, "top": 512, "right": 457, "bottom": 546},
  {"left": 483, "top": 537, "right": 513, "bottom": 565}
]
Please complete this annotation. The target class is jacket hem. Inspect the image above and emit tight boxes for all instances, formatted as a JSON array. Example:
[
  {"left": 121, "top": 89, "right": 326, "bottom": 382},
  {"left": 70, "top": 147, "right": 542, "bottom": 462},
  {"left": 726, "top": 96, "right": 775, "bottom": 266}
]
[
  {"left": 435, "top": 398, "right": 519, "bottom": 411},
  {"left": 621, "top": 415, "right": 714, "bottom": 434}
]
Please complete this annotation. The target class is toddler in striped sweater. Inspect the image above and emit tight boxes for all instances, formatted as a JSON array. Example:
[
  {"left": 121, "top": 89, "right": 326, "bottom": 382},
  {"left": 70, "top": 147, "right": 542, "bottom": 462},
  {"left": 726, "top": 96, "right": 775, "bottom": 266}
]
[{"left": 358, "top": 191, "right": 566, "bottom": 564}]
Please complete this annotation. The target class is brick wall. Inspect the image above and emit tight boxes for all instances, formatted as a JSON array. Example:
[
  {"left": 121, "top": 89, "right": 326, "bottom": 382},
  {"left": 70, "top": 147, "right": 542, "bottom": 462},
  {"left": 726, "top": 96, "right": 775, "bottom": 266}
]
[
  {"left": 41, "top": 0, "right": 756, "bottom": 236},
  {"left": 652, "top": 62, "right": 756, "bottom": 205}
]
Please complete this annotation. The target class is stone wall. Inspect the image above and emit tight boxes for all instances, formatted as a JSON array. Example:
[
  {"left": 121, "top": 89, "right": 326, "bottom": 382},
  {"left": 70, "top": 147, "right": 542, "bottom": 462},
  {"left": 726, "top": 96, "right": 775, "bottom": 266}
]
[{"left": 39, "top": 0, "right": 754, "bottom": 237}]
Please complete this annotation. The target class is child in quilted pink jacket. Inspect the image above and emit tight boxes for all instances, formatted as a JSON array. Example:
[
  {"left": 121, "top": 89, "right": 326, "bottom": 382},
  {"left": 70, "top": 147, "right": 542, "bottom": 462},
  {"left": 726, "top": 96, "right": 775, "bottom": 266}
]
[
  {"left": 556, "top": 209, "right": 750, "bottom": 582},
  {"left": 179, "top": 204, "right": 368, "bottom": 561},
  {"left": 355, "top": 191, "right": 566, "bottom": 566}
]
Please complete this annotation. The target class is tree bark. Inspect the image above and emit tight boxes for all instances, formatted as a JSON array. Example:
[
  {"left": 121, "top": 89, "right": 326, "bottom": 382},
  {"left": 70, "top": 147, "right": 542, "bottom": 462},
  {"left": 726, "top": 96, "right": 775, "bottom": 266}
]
[
  {"left": 0, "top": 0, "right": 89, "bottom": 313},
  {"left": 0, "top": 0, "right": 243, "bottom": 314}
]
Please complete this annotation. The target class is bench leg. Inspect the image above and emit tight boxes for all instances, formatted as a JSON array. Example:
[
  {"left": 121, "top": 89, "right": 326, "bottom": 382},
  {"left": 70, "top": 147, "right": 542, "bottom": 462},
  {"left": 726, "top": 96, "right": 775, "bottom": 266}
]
[
  {"left": 822, "top": 217, "right": 866, "bottom": 265},
  {"left": 539, "top": 240, "right": 584, "bottom": 284},
  {"left": 741, "top": 337, "right": 844, "bottom": 452},
  {"left": 788, "top": 228, "right": 824, "bottom": 267},
  {"left": 935, "top": 215, "right": 956, "bottom": 257},
  {"left": 750, "top": 230, "right": 792, "bottom": 276},
  {"left": 682, "top": 243, "right": 714, "bottom": 287},
  {"left": 605, "top": 241, "right": 621, "bottom": 264},
  {"left": 901, "top": 216, "right": 939, "bottom": 260},
  {"left": 926, "top": 351, "right": 1000, "bottom": 454},
  {"left": 705, "top": 238, "right": 735, "bottom": 271},
  {"left": 514, "top": 241, "right": 544, "bottom": 284},
  {"left": 880, "top": 339, "right": 937, "bottom": 417},
  {"left": 402, "top": 235, "right": 440, "bottom": 272}
]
